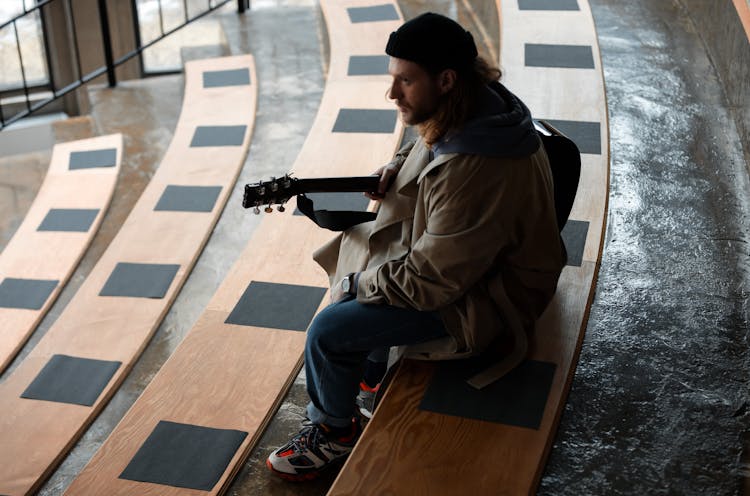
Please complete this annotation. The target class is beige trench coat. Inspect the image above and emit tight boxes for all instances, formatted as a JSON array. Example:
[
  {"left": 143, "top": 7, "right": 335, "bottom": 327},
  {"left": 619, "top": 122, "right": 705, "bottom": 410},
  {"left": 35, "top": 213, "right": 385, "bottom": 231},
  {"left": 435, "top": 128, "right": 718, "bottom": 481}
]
[{"left": 313, "top": 136, "right": 565, "bottom": 387}]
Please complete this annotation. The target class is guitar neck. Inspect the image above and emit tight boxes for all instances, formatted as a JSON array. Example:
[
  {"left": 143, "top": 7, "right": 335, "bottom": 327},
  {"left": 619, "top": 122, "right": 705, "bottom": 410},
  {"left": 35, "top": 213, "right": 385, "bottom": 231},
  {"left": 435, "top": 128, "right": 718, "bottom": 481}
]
[{"left": 294, "top": 176, "right": 380, "bottom": 194}]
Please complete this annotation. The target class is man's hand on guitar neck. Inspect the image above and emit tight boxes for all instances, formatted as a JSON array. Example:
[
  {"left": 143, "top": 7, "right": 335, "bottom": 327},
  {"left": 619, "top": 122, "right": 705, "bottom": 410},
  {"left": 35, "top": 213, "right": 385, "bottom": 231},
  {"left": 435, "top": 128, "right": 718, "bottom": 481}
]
[
  {"left": 365, "top": 162, "right": 400, "bottom": 201},
  {"left": 364, "top": 137, "right": 415, "bottom": 200}
]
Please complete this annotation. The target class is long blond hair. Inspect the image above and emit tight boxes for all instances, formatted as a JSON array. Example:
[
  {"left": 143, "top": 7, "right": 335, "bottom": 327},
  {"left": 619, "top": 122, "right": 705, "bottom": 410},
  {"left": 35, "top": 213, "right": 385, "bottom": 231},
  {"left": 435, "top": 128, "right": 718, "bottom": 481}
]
[{"left": 420, "top": 57, "right": 502, "bottom": 147}]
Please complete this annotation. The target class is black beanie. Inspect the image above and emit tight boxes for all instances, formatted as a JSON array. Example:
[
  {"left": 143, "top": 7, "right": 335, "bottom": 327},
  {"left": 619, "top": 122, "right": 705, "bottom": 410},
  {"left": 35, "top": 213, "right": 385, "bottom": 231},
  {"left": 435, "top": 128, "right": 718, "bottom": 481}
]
[{"left": 385, "top": 12, "right": 478, "bottom": 73}]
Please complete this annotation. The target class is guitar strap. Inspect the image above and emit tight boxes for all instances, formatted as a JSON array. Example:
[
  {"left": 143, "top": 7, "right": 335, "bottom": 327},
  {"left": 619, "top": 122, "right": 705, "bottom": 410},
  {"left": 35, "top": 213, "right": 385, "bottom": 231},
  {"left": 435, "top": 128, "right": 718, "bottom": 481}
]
[{"left": 296, "top": 194, "right": 376, "bottom": 231}]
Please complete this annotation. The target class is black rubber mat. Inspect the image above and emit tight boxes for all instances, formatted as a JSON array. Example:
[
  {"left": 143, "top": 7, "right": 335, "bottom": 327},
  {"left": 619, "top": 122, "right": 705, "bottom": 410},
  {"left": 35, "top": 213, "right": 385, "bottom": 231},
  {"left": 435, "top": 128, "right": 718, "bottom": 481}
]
[
  {"left": 543, "top": 119, "right": 601, "bottom": 155},
  {"left": 154, "top": 185, "right": 222, "bottom": 212},
  {"left": 420, "top": 358, "right": 557, "bottom": 429},
  {"left": 20, "top": 354, "right": 121, "bottom": 406},
  {"left": 37, "top": 208, "right": 99, "bottom": 232},
  {"left": 119, "top": 420, "right": 247, "bottom": 491},
  {"left": 519, "top": 0, "right": 579, "bottom": 10},
  {"left": 332, "top": 109, "right": 397, "bottom": 134},
  {"left": 68, "top": 148, "right": 117, "bottom": 170},
  {"left": 347, "top": 4, "right": 399, "bottom": 23},
  {"left": 348, "top": 55, "right": 390, "bottom": 75},
  {"left": 189, "top": 125, "right": 247, "bottom": 147},
  {"left": 525, "top": 43, "right": 595, "bottom": 69},
  {"left": 225, "top": 281, "right": 327, "bottom": 331},
  {"left": 99, "top": 262, "right": 180, "bottom": 298},
  {"left": 0, "top": 277, "right": 58, "bottom": 310},
  {"left": 202, "top": 68, "right": 251, "bottom": 88},
  {"left": 293, "top": 192, "right": 370, "bottom": 216},
  {"left": 561, "top": 219, "right": 589, "bottom": 267}
]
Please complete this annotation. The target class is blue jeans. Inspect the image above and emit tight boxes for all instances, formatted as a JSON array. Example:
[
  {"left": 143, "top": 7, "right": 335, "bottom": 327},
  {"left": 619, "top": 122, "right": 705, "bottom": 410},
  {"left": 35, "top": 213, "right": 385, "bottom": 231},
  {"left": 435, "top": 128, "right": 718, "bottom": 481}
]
[{"left": 305, "top": 295, "right": 448, "bottom": 427}]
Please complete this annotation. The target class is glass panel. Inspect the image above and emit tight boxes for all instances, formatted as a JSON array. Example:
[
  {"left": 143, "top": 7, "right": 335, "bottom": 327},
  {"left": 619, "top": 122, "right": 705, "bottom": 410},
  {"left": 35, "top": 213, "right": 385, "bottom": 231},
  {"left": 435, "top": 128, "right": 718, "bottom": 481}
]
[
  {"left": 136, "top": 0, "right": 230, "bottom": 73},
  {"left": 0, "top": 1, "right": 29, "bottom": 21},
  {"left": 0, "top": 4, "right": 50, "bottom": 91}
]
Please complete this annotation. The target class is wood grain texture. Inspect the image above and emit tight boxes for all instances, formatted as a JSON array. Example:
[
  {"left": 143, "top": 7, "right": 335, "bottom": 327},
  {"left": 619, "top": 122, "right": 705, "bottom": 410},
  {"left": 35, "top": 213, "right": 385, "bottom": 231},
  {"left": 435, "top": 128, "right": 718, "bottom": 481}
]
[
  {"left": 329, "top": 0, "right": 609, "bottom": 494},
  {"left": 330, "top": 264, "right": 596, "bottom": 496},
  {"left": 0, "top": 55, "right": 257, "bottom": 496},
  {"left": 65, "top": 2, "right": 403, "bottom": 495},
  {"left": 0, "top": 134, "right": 122, "bottom": 373},
  {"left": 322, "top": 0, "right": 402, "bottom": 81}
]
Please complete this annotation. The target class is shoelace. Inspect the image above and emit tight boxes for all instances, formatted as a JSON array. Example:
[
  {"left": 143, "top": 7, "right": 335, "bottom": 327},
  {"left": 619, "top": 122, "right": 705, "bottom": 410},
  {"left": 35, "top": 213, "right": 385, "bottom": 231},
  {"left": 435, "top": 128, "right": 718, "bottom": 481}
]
[{"left": 290, "top": 422, "right": 326, "bottom": 454}]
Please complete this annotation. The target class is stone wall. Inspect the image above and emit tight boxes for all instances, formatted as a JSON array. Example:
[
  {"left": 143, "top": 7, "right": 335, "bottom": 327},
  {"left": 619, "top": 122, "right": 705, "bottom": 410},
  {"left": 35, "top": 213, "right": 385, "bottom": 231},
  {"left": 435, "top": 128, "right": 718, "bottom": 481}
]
[{"left": 680, "top": 0, "right": 750, "bottom": 169}]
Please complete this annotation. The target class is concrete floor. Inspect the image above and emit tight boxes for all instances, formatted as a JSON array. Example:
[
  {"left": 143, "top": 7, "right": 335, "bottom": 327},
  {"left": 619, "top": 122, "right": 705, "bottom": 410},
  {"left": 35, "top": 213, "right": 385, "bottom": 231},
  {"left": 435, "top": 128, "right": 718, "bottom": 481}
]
[
  {"left": 541, "top": 1, "right": 750, "bottom": 494},
  {"left": 0, "top": 0, "right": 747, "bottom": 494}
]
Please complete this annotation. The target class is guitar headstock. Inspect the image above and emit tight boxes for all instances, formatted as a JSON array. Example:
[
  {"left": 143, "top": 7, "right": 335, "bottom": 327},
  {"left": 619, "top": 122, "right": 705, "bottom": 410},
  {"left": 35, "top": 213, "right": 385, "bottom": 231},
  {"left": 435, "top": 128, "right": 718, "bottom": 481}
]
[{"left": 242, "top": 174, "right": 298, "bottom": 213}]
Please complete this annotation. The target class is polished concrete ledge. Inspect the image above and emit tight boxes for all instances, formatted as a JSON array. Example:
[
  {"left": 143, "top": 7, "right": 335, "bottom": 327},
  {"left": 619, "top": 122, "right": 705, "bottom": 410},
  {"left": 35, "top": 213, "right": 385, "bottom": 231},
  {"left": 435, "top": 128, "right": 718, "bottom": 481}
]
[{"left": 680, "top": 0, "right": 750, "bottom": 169}]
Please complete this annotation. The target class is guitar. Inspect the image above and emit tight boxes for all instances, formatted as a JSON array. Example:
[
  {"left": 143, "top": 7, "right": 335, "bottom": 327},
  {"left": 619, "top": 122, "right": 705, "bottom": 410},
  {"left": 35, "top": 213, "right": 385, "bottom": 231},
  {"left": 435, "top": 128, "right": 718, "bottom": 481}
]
[
  {"left": 242, "top": 119, "right": 580, "bottom": 231},
  {"left": 242, "top": 175, "right": 380, "bottom": 214}
]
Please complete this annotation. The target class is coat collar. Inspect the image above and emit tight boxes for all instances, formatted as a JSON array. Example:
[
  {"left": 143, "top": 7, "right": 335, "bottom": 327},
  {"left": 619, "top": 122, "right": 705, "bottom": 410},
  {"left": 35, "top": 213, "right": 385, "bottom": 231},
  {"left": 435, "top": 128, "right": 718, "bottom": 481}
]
[
  {"left": 418, "top": 152, "right": 457, "bottom": 183},
  {"left": 395, "top": 138, "right": 457, "bottom": 195},
  {"left": 394, "top": 138, "right": 428, "bottom": 196},
  {"left": 370, "top": 138, "right": 458, "bottom": 236}
]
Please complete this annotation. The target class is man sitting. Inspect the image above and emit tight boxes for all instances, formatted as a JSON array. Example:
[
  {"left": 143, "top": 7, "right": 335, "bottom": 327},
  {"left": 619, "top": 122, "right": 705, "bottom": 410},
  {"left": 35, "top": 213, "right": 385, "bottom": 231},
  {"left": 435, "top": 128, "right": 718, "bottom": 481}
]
[{"left": 267, "top": 12, "right": 566, "bottom": 481}]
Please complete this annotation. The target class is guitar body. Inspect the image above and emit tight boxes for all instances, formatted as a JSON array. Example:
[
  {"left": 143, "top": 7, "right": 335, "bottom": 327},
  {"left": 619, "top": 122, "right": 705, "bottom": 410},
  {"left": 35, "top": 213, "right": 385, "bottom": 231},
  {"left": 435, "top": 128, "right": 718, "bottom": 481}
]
[{"left": 535, "top": 119, "right": 582, "bottom": 232}]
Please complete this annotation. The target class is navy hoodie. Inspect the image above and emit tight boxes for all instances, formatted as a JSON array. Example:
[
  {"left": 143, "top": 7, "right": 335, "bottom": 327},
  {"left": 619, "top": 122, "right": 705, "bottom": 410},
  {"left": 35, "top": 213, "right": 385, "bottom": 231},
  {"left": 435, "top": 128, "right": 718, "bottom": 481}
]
[{"left": 433, "top": 81, "right": 540, "bottom": 159}]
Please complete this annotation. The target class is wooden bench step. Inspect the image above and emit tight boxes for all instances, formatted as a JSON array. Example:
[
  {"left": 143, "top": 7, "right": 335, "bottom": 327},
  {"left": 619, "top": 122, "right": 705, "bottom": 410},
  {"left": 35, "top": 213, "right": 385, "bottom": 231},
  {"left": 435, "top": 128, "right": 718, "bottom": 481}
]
[
  {"left": 0, "top": 134, "right": 122, "bottom": 373},
  {"left": 329, "top": 0, "right": 609, "bottom": 494},
  {"left": 64, "top": 1, "right": 403, "bottom": 494},
  {"left": 0, "top": 55, "right": 257, "bottom": 496}
]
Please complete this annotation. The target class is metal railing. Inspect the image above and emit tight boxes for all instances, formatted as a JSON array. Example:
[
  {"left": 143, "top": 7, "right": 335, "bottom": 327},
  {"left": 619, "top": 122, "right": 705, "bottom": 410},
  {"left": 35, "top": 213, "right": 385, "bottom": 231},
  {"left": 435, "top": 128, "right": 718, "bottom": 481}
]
[{"left": 0, "top": 0, "right": 249, "bottom": 130}]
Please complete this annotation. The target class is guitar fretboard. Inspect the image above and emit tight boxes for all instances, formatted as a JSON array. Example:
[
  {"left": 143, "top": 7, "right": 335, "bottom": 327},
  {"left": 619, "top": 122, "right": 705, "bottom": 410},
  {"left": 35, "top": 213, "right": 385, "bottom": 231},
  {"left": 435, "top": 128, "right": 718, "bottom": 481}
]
[{"left": 294, "top": 176, "right": 380, "bottom": 193}]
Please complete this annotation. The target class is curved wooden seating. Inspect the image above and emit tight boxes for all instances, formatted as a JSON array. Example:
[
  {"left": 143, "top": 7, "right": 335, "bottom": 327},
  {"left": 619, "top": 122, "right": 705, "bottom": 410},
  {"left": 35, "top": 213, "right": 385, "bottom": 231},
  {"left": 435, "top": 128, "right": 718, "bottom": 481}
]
[
  {"left": 64, "top": 2, "right": 402, "bottom": 495},
  {"left": 328, "top": 1, "right": 610, "bottom": 494},
  {"left": 0, "top": 134, "right": 122, "bottom": 373},
  {"left": 733, "top": 0, "right": 750, "bottom": 40},
  {"left": 0, "top": 55, "right": 257, "bottom": 496}
]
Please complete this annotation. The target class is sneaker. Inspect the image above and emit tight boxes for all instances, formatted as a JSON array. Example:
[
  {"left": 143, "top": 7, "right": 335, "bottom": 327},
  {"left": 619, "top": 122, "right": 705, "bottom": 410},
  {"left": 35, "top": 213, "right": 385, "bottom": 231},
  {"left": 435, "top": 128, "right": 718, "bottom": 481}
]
[
  {"left": 266, "top": 419, "right": 361, "bottom": 481},
  {"left": 356, "top": 381, "right": 380, "bottom": 419}
]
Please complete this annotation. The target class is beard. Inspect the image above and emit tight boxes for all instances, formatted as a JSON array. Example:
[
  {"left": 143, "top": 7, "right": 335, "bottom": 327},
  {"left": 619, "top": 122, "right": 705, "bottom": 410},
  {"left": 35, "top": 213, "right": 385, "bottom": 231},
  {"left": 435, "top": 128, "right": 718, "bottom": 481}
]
[
  {"left": 401, "top": 98, "right": 443, "bottom": 126},
  {"left": 400, "top": 104, "right": 435, "bottom": 126}
]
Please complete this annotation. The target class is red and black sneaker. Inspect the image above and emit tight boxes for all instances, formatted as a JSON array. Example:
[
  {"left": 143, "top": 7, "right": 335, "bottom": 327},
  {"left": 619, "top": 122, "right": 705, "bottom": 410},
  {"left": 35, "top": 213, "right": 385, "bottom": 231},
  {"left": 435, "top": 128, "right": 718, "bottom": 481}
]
[{"left": 266, "top": 418, "right": 361, "bottom": 481}]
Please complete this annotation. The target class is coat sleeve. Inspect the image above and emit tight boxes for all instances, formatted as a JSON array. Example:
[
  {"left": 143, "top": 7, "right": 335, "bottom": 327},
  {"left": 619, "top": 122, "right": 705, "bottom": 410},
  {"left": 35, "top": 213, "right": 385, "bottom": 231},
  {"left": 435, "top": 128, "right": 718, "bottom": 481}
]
[{"left": 358, "top": 155, "right": 526, "bottom": 310}]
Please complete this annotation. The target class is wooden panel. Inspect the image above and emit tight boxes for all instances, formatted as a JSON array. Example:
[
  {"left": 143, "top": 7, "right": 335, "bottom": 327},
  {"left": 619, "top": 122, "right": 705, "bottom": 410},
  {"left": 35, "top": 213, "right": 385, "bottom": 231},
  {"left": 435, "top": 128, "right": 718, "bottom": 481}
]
[
  {"left": 321, "top": 258, "right": 602, "bottom": 466},
  {"left": 0, "top": 134, "right": 122, "bottom": 372},
  {"left": 732, "top": 0, "right": 750, "bottom": 41},
  {"left": 330, "top": 0, "right": 609, "bottom": 494},
  {"left": 322, "top": 0, "right": 402, "bottom": 81},
  {"left": 65, "top": 2, "right": 402, "bottom": 495},
  {"left": 0, "top": 55, "right": 257, "bottom": 496},
  {"left": 331, "top": 264, "right": 596, "bottom": 496}
]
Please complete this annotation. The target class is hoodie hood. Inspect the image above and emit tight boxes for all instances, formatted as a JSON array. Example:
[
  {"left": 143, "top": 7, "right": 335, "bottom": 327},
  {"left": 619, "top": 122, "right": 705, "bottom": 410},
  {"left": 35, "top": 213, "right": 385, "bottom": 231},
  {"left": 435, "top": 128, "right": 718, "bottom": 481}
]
[{"left": 433, "top": 81, "right": 540, "bottom": 158}]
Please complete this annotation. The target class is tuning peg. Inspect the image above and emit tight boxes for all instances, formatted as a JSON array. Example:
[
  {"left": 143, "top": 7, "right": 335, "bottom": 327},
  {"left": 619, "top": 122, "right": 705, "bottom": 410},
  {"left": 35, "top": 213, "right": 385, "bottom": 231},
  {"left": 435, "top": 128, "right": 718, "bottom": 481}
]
[
  {"left": 253, "top": 206, "right": 260, "bottom": 215},
  {"left": 277, "top": 205, "right": 286, "bottom": 212},
  {"left": 264, "top": 205, "right": 273, "bottom": 213}
]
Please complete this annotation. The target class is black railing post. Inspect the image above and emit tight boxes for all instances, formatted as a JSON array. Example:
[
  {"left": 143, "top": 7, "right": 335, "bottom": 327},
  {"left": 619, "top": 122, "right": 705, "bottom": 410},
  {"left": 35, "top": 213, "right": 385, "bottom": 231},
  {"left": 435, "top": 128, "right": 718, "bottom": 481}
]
[
  {"left": 12, "top": 21, "right": 32, "bottom": 112},
  {"left": 238, "top": 0, "right": 249, "bottom": 13},
  {"left": 97, "top": 0, "right": 117, "bottom": 87}
]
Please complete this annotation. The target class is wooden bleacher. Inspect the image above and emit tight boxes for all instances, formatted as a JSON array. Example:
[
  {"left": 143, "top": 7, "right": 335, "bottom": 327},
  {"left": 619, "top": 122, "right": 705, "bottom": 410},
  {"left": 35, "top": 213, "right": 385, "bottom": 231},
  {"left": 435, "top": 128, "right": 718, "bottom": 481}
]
[
  {"left": 63, "top": 1, "right": 402, "bottom": 495},
  {"left": 0, "top": 55, "right": 257, "bottom": 496},
  {"left": 0, "top": 134, "right": 122, "bottom": 373},
  {"left": 328, "top": 0, "right": 610, "bottom": 494}
]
